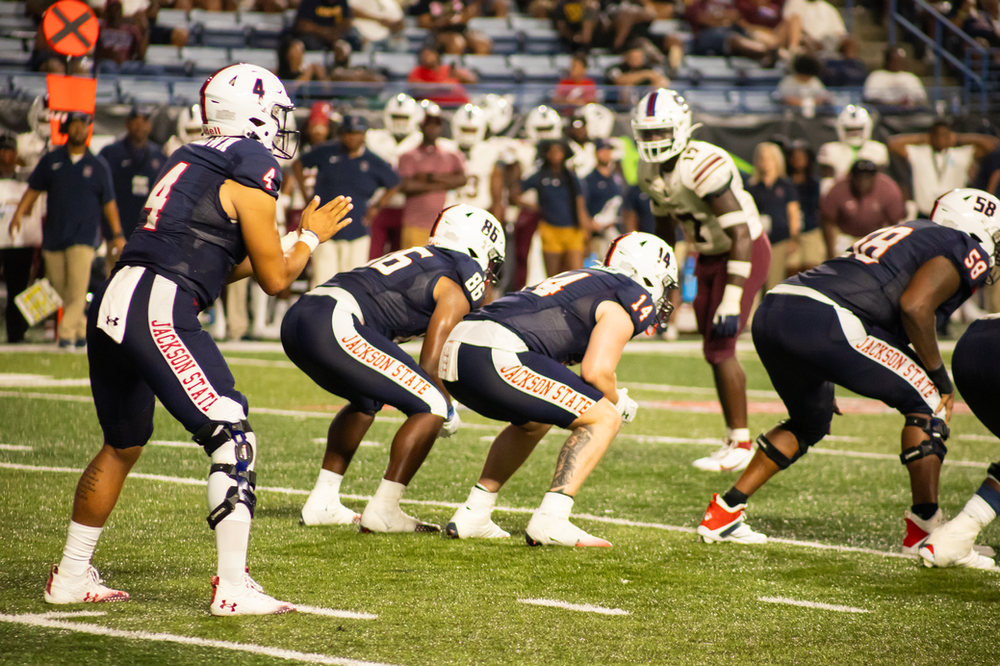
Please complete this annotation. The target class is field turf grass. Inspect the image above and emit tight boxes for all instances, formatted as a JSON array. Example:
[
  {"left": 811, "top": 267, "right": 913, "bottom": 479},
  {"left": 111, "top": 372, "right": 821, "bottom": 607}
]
[{"left": 0, "top": 345, "right": 997, "bottom": 665}]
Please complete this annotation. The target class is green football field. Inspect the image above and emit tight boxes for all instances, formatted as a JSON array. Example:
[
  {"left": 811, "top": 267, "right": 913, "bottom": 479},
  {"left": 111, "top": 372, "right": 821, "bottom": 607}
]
[{"left": 1, "top": 344, "right": 998, "bottom": 666}]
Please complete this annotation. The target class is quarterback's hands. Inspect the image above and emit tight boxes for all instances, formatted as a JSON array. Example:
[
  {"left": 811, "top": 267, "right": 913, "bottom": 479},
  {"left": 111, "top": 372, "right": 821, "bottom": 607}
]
[
  {"left": 712, "top": 298, "right": 741, "bottom": 338},
  {"left": 936, "top": 391, "right": 955, "bottom": 424},
  {"left": 614, "top": 388, "right": 639, "bottom": 424},
  {"left": 440, "top": 403, "right": 461, "bottom": 438},
  {"left": 299, "top": 195, "right": 353, "bottom": 243}
]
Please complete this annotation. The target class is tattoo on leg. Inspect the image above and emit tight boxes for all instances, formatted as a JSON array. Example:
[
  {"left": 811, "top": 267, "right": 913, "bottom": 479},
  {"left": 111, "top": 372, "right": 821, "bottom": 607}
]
[
  {"left": 74, "top": 464, "right": 102, "bottom": 504},
  {"left": 550, "top": 425, "right": 595, "bottom": 493}
]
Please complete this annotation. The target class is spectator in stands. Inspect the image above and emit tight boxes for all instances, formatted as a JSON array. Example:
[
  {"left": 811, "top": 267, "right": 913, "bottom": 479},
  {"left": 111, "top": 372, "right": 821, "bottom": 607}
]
[
  {"left": 413, "top": 0, "right": 493, "bottom": 55},
  {"left": 329, "top": 40, "right": 386, "bottom": 82},
  {"left": 397, "top": 104, "right": 467, "bottom": 247},
  {"left": 294, "top": 0, "right": 361, "bottom": 52},
  {"left": 746, "top": 142, "right": 800, "bottom": 291},
  {"left": 553, "top": 0, "right": 656, "bottom": 54},
  {"left": 553, "top": 52, "right": 598, "bottom": 108},
  {"left": 785, "top": 140, "right": 823, "bottom": 273},
  {"left": 516, "top": 139, "right": 592, "bottom": 277},
  {"left": 278, "top": 35, "right": 329, "bottom": 81},
  {"left": 0, "top": 132, "right": 37, "bottom": 344},
  {"left": 821, "top": 37, "right": 868, "bottom": 88},
  {"left": 605, "top": 41, "right": 669, "bottom": 103},
  {"left": 782, "top": 0, "right": 848, "bottom": 55},
  {"left": 97, "top": 107, "right": 166, "bottom": 241},
  {"left": 888, "top": 119, "right": 999, "bottom": 217},
  {"left": 777, "top": 54, "right": 830, "bottom": 110},
  {"left": 685, "top": 0, "right": 779, "bottom": 65},
  {"left": 863, "top": 47, "right": 929, "bottom": 107},
  {"left": 294, "top": 115, "right": 400, "bottom": 287},
  {"left": 820, "top": 159, "right": 905, "bottom": 260},
  {"left": 408, "top": 46, "right": 478, "bottom": 106},
  {"left": 94, "top": 0, "right": 150, "bottom": 75},
  {"left": 735, "top": 0, "right": 802, "bottom": 57},
  {"left": 8, "top": 113, "right": 124, "bottom": 350},
  {"left": 583, "top": 139, "right": 624, "bottom": 257},
  {"left": 350, "top": 0, "right": 408, "bottom": 51}
]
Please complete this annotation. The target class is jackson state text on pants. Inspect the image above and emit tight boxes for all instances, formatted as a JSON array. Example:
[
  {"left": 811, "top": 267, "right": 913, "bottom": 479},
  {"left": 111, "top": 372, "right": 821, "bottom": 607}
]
[
  {"left": 151, "top": 321, "right": 220, "bottom": 411},
  {"left": 340, "top": 334, "right": 432, "bottom": 396},
  {"left": 853, "top": 336, "right": 937, "bottom": 400},
  {"left": 499, "top": 364, "right": 595, "bottom": 415}
]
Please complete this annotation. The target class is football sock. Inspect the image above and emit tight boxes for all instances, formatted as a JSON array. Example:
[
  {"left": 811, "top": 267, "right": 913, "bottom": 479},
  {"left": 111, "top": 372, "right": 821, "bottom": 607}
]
[
  {"left": 59, "top": 521, "right": 103, "bottom": 578},
  {"left": 911, "top": 503, "right": 939, "bottom": 521},
  {"left": 215, "top": 508, "right": 251, "bottom": 588},
  {"left": 728, "top": 428, "right": 751, "bottom": 447},
  {"left": 968, "top": 482, "right": 1000, "bottom": 526},
  {"left": 538, "top": 491, "right": 574, "bottom": 519},
  {"left": 722, "top": 488, "right": 749, "bottom": 508},
  {"left": 312, "top": 468, "right": 344, "bottom": 498},
  {"left": 465, "top": 484, "right": 498, "bottom": 512},
  {"left": 372, "top": 478, "right": 406, "bottom": 507}
]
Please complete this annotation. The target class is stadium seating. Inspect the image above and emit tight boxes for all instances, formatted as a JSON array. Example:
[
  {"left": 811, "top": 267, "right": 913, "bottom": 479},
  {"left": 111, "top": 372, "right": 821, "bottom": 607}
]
[
  {"left": 464, "top": 54, "right": 511, "bottom": 82},
  {"left": 231, "top": 48, "right": 279, "bottom": 72}
]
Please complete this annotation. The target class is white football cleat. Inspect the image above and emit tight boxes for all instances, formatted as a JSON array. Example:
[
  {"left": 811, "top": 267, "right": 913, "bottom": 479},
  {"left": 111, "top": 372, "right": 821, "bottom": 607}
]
[
  {"left": 902, "top": 508, "right": 942, "bottom": 555},
  {"left": 45, "top": 564, "right": 130, "bottom": 604},
  {"left": 300, "top": 491, "right": 361, "bottom": 526},
  {"left": 445, "top": 507, "right": 510, "bottom": 539},
  {"left": 210, "top": 573, "right": 296, "bottom": 616},
  {"left": 359, "top": 502, "right": 440, "bottom": 533},
  {"left": 524, "top": 512, "right": 611, "bottom": 547},
  {"left": 692, "top": 439, "right": 754, "bottom": 472},
  {"left": 918, "top": 513, "right": 996, "bottom": 569},
  {"left": 697, "top": 493, "right": 768, "bottom": 544}
]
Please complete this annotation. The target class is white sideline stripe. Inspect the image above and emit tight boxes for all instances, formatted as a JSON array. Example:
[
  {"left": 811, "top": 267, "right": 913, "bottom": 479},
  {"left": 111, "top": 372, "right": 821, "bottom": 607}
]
[
  {"left": 627, "top": 382, "right": 780, "bottom": 399},
  {"left": 0, "top": 444, "right": 32, "bottom": 451},
  {"left": 149, "top": 440, "right": 200, "bottom": 449},
  {"left": 0, "top": 614, "right": 400, "bottom": 666},
  {"left": 758, "top": 596, "right": 869, "bottom": 614},
  {"left": 0, "top": 462, "right": 915, "bottom": 561},
  {"left": 296, "top": 605, "right": 378, "bottom": 620},
  {"left": 311, "top": 438, "right": 380, "bottom": 448},
  {"left": 0, "top": 390, "right": 93, "bottom": 402},
  {"left": 36, "top": 611, "right": 107, "bottom": 619},
  {"left": 517, "top": 598, "right": 629, "bottom": 616},
  {"left": 0, "top": 374, "right": 90, "bottom": 388},
  {"left": 957, "top": 434, "right": 998, "bottom": 441},
  {"left": 811, "top": 448, "right": 990, "bottom": 468}
]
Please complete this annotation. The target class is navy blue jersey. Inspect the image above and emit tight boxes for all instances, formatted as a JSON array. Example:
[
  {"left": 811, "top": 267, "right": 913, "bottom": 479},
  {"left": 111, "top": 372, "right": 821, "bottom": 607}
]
[
  {"left": 790, "top": 219, "right": 988, "bottom": 340},
  {"left": 119, "top": 137, "right": 282, "bottom": 308},
  {"left": 98, "top": 138, "right": 167, "bottom": 238},
  {"left": 468, "top": 268, "right": 657, "bottom": 364},
  {"left": 326, "top": 246, "right": 486, "bottom": 341}
]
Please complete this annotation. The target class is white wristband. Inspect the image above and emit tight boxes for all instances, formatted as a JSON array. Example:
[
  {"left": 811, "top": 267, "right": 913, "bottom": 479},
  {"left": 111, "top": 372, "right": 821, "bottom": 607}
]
[
  {"left": 727, "top": 260, "right": 751, "bottom": 278},
  {"left": 721, "top": 283, "right": 743, "bottom": 306},
  {"left": 298, "top": 229, "right": 320, "bottom": 253},
  {"left": 280, "top": 230, "right": 300, "bottom": 252}
]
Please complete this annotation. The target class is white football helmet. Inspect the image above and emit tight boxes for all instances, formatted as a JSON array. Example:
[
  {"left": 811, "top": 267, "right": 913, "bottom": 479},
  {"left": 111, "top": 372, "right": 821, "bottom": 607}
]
[
  {"left": 452, "top": 104, "right": 488, "bottom": 149},
  {"left": 579, "top": 103, "right": 615, "bottom": 139},
  {"left": 631, "top": 89, "right": 698, "bottom": 163},
  {"left": 524, "top": 105, "right": 562, "bottom": 143},
  {"left": 28, "top": 95, "right": 51, "bottom": 139},
  {"left": 384, "top": 93, "right": 424, "bottom": 137},
  {"left": 604, "top": 232, "right": 679, "bottom": 323},
  {"left": 200, "top": 63, "right": 297, "bottom": 159},
  {"left": 176, "top": 103, "right": 203, "bottom": 144},
  {"left": 476, "top": 93, "right": 514, "bottom": 135},
  {"left": 836, "top": 105, "right": 873, "bottom": 147},
  {"left": 429, "top": 204, "right": 506, "bottom": 283},
  {"left": 420, "top": 98, "right": 442, "bottom": 119},
  {"left": 931, "top": 189, "right": 1000, "bottom": 270}
]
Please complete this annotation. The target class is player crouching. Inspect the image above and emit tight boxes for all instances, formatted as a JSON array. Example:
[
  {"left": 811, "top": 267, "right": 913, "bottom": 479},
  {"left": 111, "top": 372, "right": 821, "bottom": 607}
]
[
  {"left": 442, "top": 232, "right": 677, "bottom": 546},
  {"left": 287, "top": 204, "right": 505, "bottom": 532}
]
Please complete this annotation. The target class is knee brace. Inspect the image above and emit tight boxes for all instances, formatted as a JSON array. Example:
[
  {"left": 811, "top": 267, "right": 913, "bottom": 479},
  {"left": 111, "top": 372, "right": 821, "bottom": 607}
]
[
  {"left": 899, "top": 415, "right": 949, "bottom": 465},
  {"left": 196, "top": 421, "right": 257, "bottom": 530},
  {"left": 757, "top": 432, "right": 807, "bottom": 471}
]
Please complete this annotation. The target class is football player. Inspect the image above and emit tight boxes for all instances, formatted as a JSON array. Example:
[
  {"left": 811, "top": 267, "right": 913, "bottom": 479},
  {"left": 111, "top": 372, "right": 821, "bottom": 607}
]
[
  {"left": 450, "top": 103, "right": 506, "bottom": 223},
  {"left": 163, "top": 103, "right": 205, "bottom": 157},
  {"left": 817, "top": 105, "right": 888, "bottom": 194},
  {"left": 633, "top": 89, "right": 771, "bottom": 473},
  {"left": 698, "top": 189, "right": 999, "bottom": 548},
  {"left": 291, "top": 204, "right": 505, "bottom": 533},
  {"left": 43, "top": 65, "right": 353, "bottom": 615},
  {"left": 920, "top": 310, "right": 1000, "bottom": 570},
  {"left": 442, "top": 232, "right": 676, "bottom": 546}
]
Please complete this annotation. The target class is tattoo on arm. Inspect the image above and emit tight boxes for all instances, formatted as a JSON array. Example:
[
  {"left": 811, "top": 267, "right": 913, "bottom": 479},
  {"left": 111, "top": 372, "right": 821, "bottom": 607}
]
[{"left": 550, "top": 424, "right": 596, "bottom": 493}]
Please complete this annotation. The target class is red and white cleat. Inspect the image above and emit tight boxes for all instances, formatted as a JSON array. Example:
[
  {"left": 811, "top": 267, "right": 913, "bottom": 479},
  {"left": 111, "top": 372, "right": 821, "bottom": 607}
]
[
  {"left": 697, "top": 493, "right": 768, "bottom": 544},
  {"left": 210, "top": 573, "right": 296, "bottom": 616},
  {"left": 902, "top": 508, "right": 942, "bottom": 555},
  {"left": 692, "top": 440, "right": 754, "bottom": 472},
  {"left": 918, "top": 512, "right": 996, "bottom": 569},
  {"left": 44, "top": 564, "right": 130, "bottom": 604}
]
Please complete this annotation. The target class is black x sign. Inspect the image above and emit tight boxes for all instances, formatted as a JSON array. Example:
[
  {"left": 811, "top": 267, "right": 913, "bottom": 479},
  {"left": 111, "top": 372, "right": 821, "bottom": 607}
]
[{"left": 50, "top": 5, "right": 92, "bottom": 49}]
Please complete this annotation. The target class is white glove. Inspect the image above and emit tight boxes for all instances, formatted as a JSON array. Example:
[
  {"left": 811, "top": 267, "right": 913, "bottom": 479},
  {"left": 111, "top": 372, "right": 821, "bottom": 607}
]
[
  {"left": 440, "top": 403, "right": 461, "bottom": 438},
  {"left": 615, "top": 388, "right": 639, "bottom": 424},
  {"left": 713, "top": 285, "right": 743, "bottom": 338}
]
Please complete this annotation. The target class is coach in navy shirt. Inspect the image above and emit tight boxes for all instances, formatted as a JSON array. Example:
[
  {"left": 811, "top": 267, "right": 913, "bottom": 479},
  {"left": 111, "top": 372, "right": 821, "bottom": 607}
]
[
  {"left": 583, "top": 139, "right": 624, "bottom": 254},
  {"left": 99, "top": 107, "right": 166, "bottom": 239},
  {"left": 9, "top": 113, "right": 123, "bottom": 348},
  {"left": 295, "top": 114, "right": 400, "bottom": 287}
]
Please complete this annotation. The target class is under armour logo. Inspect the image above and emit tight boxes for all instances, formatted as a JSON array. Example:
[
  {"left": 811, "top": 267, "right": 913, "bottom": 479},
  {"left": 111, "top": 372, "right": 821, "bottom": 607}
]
[
  {"left": 106, "top": 316, "right": 119, "bottom": 326},
  {"left": 217, "top": 600, "right": 237, "bottom": 612},
  {"left": 83, "top": 592, "right": 94, "bottom": 601}
]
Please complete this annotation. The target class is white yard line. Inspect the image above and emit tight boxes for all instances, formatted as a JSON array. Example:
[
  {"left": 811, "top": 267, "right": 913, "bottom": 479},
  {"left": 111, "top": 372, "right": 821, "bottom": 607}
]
[
  {"left": 0, "top": 374, "right": 91, "bottom": 388},
  {"left": 758, "top": 596, "right": 869, "bottom": 613},
  {"left": 312, "top": 438, "right": 380, "bottom": 448},
  {"left": 957, "top": 434, "right": 998, "bottom": 441},
  {"left": 0, "top": 613, "right": 400, "bottom": 666},
  {"left": 517, "top": 598, "right": 629, "bottom": 616},
  {"left": 36, "top": 611, "right": 107, "bottom": 619},
  {"left": 149, "top": 440, "right": 201, "bottom": 449},
  {"left": 0, "top": 444, "right": 32, "bottom": 451},
  {"left": 296, "top": 606, "right": 378, "bottom": 620}
]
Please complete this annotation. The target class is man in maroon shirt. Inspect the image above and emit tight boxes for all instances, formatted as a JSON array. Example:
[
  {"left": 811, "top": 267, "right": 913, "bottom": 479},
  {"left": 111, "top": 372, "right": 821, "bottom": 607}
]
[
  {"left": 820, "top": 159, "right": 906, "bottom": 259},
  {"left": 94, "top": 0, "right": 148, "bottom": 75}
]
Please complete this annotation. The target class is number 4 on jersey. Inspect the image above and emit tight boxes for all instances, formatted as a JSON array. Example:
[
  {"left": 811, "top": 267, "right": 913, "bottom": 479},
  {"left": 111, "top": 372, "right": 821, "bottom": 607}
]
[{"left": 143, "top": 162, "right": 189, "bottom": 231}]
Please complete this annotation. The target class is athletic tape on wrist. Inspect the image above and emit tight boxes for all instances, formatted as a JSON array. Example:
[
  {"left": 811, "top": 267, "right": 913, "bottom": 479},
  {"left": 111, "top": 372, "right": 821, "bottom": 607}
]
[
  {"left": 299, "top": 229, "right": 320, "bottom": 253},
  {"left": 717, "top": 211, "right": 748, "bottom": 229},
  {"left": 727, "top": 260, "right": 751, "bottom": 278},
  {"left": 721, "top": 283, "right": 743, "bottom": 306},
  {"left": 280, "top": 231, "right": 300, "bottom": 252}
]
